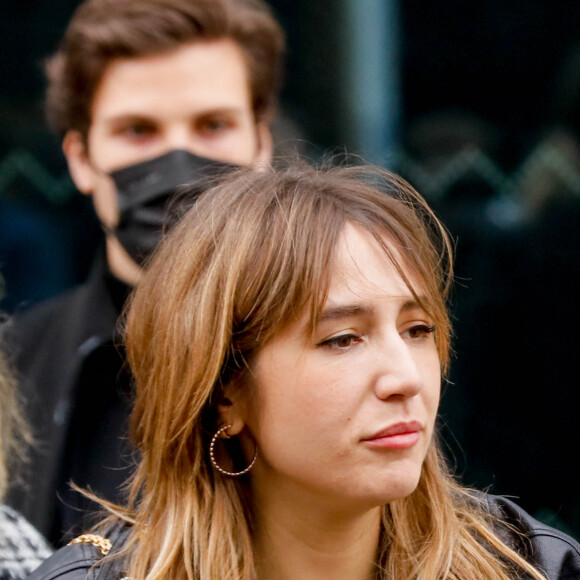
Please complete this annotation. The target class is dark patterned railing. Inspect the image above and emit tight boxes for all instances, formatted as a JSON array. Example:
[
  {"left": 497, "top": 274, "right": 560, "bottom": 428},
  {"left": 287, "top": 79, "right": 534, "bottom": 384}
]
[
  {"left": 1, "top": 141, "right": 580, "bottom": 208},
  {"left": 0, "top": 150, "right": 75, "bottom": 205}
]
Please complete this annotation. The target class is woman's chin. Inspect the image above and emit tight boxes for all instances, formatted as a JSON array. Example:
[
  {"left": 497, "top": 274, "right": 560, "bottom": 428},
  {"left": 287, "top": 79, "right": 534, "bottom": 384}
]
[{"left": 342, "top": 473, "right": 423, "bottom": 512}]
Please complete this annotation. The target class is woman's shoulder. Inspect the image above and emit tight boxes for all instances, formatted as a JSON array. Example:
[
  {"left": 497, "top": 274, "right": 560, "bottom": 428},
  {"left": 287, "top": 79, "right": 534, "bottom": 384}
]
[
  {"left": 0, "top": 504, "right": 53, "bottom": 579},
  {"left": 26, "top": 524, "right": 130, "bottom": 580},
  {"left": 483, "top": 494, "right": 580, "bottom": 579}
]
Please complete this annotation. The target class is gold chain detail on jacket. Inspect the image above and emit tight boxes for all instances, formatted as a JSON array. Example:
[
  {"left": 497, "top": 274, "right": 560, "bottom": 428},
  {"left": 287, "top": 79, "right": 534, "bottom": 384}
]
[{"left": 67, "top": 533, "right": 112, "bottom": 556}]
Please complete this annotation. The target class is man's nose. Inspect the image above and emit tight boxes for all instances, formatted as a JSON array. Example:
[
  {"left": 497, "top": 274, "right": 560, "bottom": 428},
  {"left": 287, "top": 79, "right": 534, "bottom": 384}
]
[{"left": 164, "top": 125, "right": 198, "bottom": 154}]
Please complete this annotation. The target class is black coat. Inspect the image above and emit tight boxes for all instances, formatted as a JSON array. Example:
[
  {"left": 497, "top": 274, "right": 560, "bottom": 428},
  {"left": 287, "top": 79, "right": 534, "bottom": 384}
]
[
  {"left": 26, "top": 496, "right": 580, "bottom": 579},
  {"left": 3, "top": 255, "right": 134, "bottom": 546}
]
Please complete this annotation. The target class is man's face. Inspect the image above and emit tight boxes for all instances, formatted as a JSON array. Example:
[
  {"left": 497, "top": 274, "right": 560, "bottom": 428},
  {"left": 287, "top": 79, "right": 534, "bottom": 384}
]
[{"left": 64, "top": 38, "right": 272, "bottom": 281}]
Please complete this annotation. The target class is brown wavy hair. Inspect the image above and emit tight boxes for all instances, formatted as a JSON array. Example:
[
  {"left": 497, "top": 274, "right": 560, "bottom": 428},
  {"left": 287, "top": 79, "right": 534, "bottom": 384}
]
[
  {"left": 45, "top": 0, "right": 285, "bottom": 138},
  {"left": 0, "top": 322, "right": 31, "bottom": 501},
  {"left": 110, "top": 162, "right": 546, "bottom": 579}
]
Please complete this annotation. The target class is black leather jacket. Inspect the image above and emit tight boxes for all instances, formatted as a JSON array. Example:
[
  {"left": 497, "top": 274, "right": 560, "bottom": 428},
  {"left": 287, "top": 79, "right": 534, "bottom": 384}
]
[{"left": 27, "top": 496, "right": 580, "bottom": 579}]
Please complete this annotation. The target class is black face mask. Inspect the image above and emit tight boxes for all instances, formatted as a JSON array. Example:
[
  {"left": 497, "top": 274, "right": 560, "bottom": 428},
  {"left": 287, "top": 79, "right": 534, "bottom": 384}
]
[{"left": 109, "top": 149, "right": 238, "bottom": 266}]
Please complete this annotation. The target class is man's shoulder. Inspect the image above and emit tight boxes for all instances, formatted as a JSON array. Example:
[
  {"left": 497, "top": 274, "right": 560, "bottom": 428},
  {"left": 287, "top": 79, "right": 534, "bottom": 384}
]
[
  {"left": 1, "top": 286, "right": 88, "bottom": 370},
  {"left": 4, "top": 254, "right": 116, "bottom": 352},
  {"left": 10, "top": 288, "right": 84, "bottom": 340},
  {"left": 2, "top": 257, "right": 118, "bottom": 365}
]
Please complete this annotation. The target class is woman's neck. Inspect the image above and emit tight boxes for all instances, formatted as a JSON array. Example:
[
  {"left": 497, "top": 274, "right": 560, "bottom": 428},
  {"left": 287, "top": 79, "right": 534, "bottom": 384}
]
[{"left": 253, "top": 486, "right": 382, "bottom": 580}]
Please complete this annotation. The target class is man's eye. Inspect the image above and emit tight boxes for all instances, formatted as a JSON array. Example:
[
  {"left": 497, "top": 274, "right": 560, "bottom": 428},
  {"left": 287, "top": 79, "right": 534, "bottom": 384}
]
[
  {"left": 402, "top": 325, "right": 435, "bottom": 340},
  {"left": 111, "top": 123, "right": 158, "bottom": 143},
  {"left": 123, "top": 124, "right": 155, "bottom": 137},
  {"left": 317, "top": 333, "right": 362, "bottom": 351},
  {"left": 199, "top": 118, "right": 233, "bottom": 135}
]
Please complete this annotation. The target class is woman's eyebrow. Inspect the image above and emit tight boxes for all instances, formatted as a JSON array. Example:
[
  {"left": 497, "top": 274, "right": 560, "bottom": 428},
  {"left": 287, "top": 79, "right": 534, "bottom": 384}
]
[
  {"left": 316, "top": 298, "right": 428, "bottom": 324},
  {"left": 400, "top": 299, "right": 426, "bottom": 313},
  {"left": 316, "top": 304, "right": 372, "bottom": 323}
]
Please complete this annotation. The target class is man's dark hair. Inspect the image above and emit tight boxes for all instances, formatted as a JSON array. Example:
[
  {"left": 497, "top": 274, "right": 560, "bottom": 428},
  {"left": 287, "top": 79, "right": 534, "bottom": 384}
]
[{"left": 46, "top": 0, "right": 285, "bottom": 137}]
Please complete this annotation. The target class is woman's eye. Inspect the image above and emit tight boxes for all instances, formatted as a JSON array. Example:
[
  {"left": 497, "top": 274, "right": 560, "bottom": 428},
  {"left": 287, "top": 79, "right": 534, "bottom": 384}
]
[
  {"left": 317, "top": 333, "right": 362, "bottom": 351},
  {"left": 402, "top": 324, "right": 435, "bottom": 340}
]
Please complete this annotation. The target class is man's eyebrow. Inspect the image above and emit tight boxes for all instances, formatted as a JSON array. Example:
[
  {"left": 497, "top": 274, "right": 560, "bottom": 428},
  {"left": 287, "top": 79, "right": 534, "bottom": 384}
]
[
  {"left": 316, "top": 304, "right": 373, "bottom": 323},
  {"left": 103, "top": 107, "right": 244, "bottom": 125},
  {"left": 195, "top": 107, "right": 245, "bottom": 117},
  {"left": 103, "top": 113, "right": 154, "bottom": 125}
]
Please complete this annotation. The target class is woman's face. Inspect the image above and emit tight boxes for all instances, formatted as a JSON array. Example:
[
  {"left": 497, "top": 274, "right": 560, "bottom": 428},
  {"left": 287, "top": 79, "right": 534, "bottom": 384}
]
[{"left": 238, "top": 223, "right": 441, "bottom": 513}]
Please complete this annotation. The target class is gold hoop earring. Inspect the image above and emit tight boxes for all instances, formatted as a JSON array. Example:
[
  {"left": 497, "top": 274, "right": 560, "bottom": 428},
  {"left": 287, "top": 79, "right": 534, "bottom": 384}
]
[{"left": 209, "top": 424, "right": 258, "bottom": 477}]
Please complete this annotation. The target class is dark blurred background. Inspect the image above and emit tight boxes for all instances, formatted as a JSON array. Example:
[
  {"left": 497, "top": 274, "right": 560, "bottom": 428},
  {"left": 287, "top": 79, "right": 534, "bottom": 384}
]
[{"left": 1, "top": 0, "right": 579, "bottom": 538}]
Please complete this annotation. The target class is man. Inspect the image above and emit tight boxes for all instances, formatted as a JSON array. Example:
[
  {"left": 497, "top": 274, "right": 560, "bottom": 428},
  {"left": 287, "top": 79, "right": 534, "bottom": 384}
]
[{"left": 4, "top": 0, "right": 284, "bottom": 545}]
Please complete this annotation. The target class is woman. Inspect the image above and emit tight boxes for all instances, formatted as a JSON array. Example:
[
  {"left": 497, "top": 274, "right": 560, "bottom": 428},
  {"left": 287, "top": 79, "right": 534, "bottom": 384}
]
[
  {"left": 30, "top": 163, "right": 579, "bottom": 579},
  {"left": 0, "top": 332, "right": 52, "bottom": 578}
]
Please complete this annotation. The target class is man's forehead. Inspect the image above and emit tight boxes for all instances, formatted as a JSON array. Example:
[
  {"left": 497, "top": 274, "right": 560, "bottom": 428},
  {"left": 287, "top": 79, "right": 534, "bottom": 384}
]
[{"left": 91, "top": 39, "right": 253, "bottom": 120}]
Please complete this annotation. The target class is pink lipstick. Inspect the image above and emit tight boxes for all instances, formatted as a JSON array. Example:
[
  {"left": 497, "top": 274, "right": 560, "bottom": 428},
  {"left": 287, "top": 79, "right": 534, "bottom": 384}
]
[{"left": 362, "top": 421, "right": 423, "bottom": 450}]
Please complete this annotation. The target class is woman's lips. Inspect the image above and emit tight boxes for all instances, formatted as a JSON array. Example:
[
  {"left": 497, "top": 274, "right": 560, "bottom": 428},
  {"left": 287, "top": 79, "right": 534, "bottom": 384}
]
[{"left": 362, "top": 421, "right": 423, "bottom": 450}]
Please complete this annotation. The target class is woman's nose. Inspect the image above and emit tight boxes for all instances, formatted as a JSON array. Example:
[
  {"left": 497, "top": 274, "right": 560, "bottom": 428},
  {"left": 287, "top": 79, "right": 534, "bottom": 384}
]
[{"left": 372, "top": 336, "right": 423, "bottom": 400}]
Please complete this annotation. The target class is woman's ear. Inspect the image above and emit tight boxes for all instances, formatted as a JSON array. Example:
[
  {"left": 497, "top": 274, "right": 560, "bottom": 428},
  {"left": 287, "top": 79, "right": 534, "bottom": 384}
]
[{"left": 216, "top": 387, "right": 246, "bottom": 436}]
